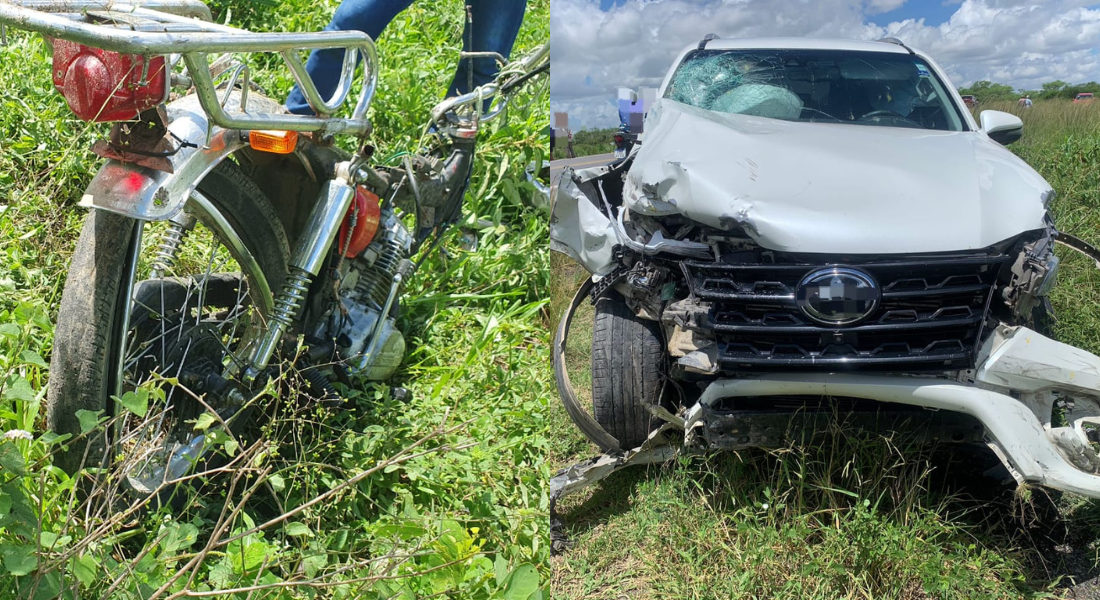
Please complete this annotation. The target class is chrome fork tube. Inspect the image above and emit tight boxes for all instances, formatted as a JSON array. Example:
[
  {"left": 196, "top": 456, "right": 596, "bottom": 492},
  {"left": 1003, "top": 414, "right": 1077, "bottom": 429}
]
[{"left": 244, "top": 166, "right": 357, "bottom": 382}]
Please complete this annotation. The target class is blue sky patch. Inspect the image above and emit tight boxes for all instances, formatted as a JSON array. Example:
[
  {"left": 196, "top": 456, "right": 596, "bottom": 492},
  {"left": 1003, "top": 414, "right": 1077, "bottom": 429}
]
[{"left": 866, "top": 0, "right": 957, "bottom": 27}]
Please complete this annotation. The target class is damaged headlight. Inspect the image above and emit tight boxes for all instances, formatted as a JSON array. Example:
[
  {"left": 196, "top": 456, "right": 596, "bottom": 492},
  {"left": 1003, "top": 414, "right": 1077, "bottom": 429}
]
[
  {"left": 1003, "top": 232, "right": 1058, "bottom": 319},
  {"left": 1036, "top": 253, "right": 1060, "bottom": 296}
]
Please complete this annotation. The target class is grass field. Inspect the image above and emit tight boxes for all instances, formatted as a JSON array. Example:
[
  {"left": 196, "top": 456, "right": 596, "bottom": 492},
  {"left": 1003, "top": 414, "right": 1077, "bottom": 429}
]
[
  {"left": 0, "top": 1, "right": 551, "bottom": 598},
  {"left": 547, "top": 100, "right": 1100, "bottom": 599}
]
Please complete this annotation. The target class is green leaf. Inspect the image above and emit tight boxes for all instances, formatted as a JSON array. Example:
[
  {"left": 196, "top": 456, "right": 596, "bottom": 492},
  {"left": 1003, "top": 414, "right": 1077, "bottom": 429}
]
[
  {"left": 267, "top": 474, "right": 285, "bottom": 492},
  {"left": 285, "top": 522, "right": 313, "bottom": 537},
  {"left": 374, "top": 522, "right": 427, "bottom": 541},
  {"left": 160, "top": 522, "right": 199, "bottom": 554},
  {"left": 28, "top": 570, "right": 61, "bottom": 600},
  {"left": 2, "top": 543, "right": 37, "bottom": 576},
  {"left": 0, "top": 323, "right": 20, "bottom": 338},
  {"left": 18, "top": 350, "right": 47, "bottom": 368},
  {"left": 302, "top": 551, "right": 327, "bottom": 578},
  {"left": 502, "top": 563, "right": 539, "bottom": 600},
  {"left": 231, "top": 540, "right": 271, "bottom": 573},
  {"left": 117, "top": 389, "right": 149, "bottom": 418},
  {"left": 223, "top": 438, "right": 240, "bottom": 457},
  {"left": 501, "top": 178, "right": 522, "bottom": 207},
  {"left": 72, "top": 554, "right": 99, "bottom": 588},
  {"left": 494, "top": 554, "right": 509, "bottom": 587},
  {"left": 192, "top": 412, "right": 217, "bottom": 431},
  {"left": 2, "top": 376, "right": 34, "bottom": 403},
  {"left": 0, "top": 441, "right": 25, "bottom": 476},
  {"left": 39, "top": 531, "right": 62, "bottom": 548},
  {"left": 208, "top": 561, "right": 234, "bottom": 588},
  {"left": 75, "top": 409, "right": 104, "bottom": 434}
]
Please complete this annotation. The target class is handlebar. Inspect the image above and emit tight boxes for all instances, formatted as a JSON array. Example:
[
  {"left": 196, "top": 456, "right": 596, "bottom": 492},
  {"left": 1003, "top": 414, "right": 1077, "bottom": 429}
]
[
  {"left": 0, "top": 0, "right": 378, "bottom": 135},
  {"left": 429, "top": 42, "right": 548, "bottom": 127}
]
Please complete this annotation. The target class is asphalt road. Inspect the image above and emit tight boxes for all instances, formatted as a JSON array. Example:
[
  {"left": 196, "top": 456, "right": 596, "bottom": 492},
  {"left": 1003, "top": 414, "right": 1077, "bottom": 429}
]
[{"left": 548, "top": 152, "right": 617, "bottom": 182}]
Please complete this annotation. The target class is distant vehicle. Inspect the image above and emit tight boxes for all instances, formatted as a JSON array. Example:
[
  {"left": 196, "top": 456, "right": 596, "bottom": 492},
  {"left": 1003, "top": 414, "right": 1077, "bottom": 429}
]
[
  {"left": 1074, "top": 92, "right": 1095, "bottom": 104},
  {"left": 961, "top": 95, "right": 978, "bottom": 107},
  {"left": 613, "top": 127, "right": 638, "bottom": 160}
]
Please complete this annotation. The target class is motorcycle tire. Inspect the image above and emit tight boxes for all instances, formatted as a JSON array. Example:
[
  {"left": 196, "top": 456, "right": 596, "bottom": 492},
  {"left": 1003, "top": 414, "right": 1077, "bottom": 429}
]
[
  {"left": 591, "top": 293, "right": 666, "bottom": 450},
  {"left": 47, "top": 160, "right": 289, "bottom": 476}
]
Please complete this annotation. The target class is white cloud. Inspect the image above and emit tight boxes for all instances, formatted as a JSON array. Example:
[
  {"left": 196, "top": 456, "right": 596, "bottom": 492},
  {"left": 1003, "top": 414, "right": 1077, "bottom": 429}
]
[
  {"left": 867, "top": 0, "right": 907, "bottom": 14},
  {"left": 551, "top": 0, "right": 1100, "bottom": 128}
]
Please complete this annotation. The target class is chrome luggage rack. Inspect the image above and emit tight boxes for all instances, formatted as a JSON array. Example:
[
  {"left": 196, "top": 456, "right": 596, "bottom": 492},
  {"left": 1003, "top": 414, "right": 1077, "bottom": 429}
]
[{"left": 0, "top": 0, "right": 378, "bottom": 135}]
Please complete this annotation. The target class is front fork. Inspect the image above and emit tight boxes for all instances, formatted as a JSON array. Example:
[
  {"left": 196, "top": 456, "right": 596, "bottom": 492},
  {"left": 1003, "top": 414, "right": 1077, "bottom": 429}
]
[{"left": 242, "top": 161, "right": 360, "bottom": 383}]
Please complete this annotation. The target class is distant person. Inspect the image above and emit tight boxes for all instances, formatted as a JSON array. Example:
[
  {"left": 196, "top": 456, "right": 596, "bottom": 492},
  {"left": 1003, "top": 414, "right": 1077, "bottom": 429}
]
[
  {"left": 566, "top": 130, "right": 575, "bottom": 159},
  {"left": 1025, "top": 95, "right": 1033, "bottom": 108}
]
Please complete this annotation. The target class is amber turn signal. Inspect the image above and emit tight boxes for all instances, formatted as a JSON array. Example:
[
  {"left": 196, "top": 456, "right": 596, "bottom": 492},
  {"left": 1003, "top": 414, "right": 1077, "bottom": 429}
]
[{"left": 248, "top": 130, "right": 299, "bottom": 154}]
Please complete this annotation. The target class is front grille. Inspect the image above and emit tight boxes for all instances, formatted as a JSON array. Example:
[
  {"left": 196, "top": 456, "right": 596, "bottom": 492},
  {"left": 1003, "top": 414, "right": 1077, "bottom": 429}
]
[{"left": 684, "top": 253, "right": 1011, "bottom": 371}]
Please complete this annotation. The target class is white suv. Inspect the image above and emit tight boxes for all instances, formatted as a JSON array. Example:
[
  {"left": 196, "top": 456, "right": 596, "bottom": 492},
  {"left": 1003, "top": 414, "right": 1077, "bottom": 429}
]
[{"left": 551, "top": 36, "right": 1100, "bottom": 501}]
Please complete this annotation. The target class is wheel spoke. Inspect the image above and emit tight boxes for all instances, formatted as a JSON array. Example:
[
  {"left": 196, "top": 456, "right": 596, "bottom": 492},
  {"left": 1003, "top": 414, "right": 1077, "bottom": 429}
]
[{"left": 110, "top": 208, "right": 269, "bottom": 488}]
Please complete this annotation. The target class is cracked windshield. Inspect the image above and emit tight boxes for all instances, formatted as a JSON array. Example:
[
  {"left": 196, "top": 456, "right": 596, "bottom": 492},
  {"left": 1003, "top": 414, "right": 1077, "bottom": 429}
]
[{"left": 666, "top": 49, "right": 966, "bottom": 130}]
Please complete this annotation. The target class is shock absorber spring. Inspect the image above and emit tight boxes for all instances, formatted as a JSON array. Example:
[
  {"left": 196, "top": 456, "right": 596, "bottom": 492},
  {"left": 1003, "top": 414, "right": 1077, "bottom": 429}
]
[
  {"left": 150, "top": 222, "right": 190, "bottom": 278},
  {"left": 243, "top": 168, "right": 358, "bottom": 383},
  {"left": 243, "top": 267, "right": 312, "bottom": 383},
  {"left": 269, "top": 267, "right": 312, "bottom": 328}
]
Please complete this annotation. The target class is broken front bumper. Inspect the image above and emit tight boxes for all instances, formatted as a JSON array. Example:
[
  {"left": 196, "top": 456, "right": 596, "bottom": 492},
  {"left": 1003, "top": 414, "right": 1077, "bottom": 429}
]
[{"left": 552, "top": 324, "right": 1100, "bottom": 501}]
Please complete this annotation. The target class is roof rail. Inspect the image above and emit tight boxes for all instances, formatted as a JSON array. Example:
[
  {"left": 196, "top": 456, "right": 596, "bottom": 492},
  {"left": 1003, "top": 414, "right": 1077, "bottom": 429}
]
[
  {"left": 876, "top": 36, "right": 914, "bottom": 55},
  {"left": 698, "top": 33, "right": 719, "bottom": 50}
]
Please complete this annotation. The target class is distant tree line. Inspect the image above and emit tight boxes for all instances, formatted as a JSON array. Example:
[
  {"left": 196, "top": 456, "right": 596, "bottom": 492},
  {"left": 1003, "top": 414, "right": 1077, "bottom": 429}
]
[
  {"left": 959, "top": 80, "right": 1100, "bottom": 102},
  {"left": 550, "top": 128, "right": 617, "bottom": 159}
]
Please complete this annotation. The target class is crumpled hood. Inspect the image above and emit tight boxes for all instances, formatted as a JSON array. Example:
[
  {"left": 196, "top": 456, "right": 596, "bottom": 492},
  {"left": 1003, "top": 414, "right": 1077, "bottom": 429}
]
[{"left": 623, "top": 99, "right": 1052, "bottom": 254}]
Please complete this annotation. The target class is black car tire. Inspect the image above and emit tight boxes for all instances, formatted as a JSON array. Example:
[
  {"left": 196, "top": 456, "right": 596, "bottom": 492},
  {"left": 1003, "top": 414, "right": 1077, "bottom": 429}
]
[{"left": 591, "top": 294, "right": 666, "bottom": 450}]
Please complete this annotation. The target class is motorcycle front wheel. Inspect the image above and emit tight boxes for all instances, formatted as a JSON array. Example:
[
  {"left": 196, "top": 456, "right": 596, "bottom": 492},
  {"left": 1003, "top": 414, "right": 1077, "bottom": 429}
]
[{"left": 47, "top": 160, "right": 290, "bottom": 487}]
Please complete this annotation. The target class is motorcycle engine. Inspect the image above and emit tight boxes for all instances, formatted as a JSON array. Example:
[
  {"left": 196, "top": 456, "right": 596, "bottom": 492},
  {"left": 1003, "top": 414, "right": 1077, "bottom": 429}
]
[{"left": 323, "top": 206, "right": 413, "bottom": 380}]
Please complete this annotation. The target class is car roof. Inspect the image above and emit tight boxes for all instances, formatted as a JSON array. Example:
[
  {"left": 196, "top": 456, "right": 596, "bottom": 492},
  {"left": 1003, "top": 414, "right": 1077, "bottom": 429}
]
[{"left": 698, "top": 37, "right": 913, "bottom": 54}]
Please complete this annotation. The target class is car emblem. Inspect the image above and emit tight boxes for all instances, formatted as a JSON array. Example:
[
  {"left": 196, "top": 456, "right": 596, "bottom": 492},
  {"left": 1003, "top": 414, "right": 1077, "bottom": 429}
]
[{"left": 795, "top": 267, "right": 880, "bottom": 326}]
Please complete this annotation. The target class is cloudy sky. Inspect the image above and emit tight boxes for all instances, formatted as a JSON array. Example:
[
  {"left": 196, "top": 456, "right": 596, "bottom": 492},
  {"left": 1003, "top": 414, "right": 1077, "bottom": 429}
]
[{"left": 551, "top": 0, "right": 1100, "bottom": 129}]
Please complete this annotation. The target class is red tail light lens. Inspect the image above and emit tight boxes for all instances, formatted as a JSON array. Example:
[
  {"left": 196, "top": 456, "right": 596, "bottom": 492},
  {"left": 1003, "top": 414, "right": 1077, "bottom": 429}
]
[
  {"left": 51, "top": 39, "right": 169, "bottom": 122},
  {"left": 614, "top": 135, "right": 624, "bottom": 143}
]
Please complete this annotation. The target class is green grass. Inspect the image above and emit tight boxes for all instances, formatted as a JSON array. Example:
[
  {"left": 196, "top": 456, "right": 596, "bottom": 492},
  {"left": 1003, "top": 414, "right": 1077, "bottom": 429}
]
[
  {"left": 548, "top": 100, "right": 1100, "bottom": 598},
  {"left": 0, "top": 1, "right": 550, "bottom": 598}
]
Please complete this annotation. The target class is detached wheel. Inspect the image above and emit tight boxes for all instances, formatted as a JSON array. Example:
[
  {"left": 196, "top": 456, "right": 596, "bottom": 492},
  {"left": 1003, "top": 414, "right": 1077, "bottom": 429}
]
[{"left": 592, "top": 294, "right": 666, "bottom": 450}]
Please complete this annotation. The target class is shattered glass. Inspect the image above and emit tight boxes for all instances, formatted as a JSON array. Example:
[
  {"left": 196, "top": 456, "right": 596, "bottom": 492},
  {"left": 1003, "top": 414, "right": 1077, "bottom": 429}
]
[{"left": 664, "top": 49, "right": 965, "bottom": 131}]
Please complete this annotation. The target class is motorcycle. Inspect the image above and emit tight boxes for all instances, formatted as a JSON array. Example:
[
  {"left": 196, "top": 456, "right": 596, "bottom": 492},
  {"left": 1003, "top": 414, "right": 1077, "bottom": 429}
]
[
  {"left": 0, "top": 0, "right": 547, "bottom": 490},
  {"left": 612, "top": 125, "right": 637, "bottom": 160}
]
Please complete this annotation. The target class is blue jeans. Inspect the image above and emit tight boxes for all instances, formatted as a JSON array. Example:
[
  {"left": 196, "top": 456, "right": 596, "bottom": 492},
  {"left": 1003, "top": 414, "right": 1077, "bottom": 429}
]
[{"left": 286, "top": 0, "right": 527, "bottom": 115}]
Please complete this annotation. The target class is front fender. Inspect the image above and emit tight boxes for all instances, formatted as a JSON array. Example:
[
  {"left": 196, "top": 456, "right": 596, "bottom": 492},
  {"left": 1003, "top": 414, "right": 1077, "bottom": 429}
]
[{"left": 79, "top": 92, "right": 284, "bottom": 220}]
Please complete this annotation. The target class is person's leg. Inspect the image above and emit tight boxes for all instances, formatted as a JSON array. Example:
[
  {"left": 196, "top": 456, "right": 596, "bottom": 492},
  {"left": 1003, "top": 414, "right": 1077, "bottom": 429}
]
[
  {"left": 445, "top": 0, "right": 527, "bottom": 99},
  {"left": 286, "top": 0, "right": 415, "bottom": 115}
]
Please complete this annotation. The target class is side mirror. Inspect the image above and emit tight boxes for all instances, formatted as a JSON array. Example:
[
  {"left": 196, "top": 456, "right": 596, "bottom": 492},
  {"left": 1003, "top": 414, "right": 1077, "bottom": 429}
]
[{"left": 979, "top": 110, "right": 1023, "bottom": 145}]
